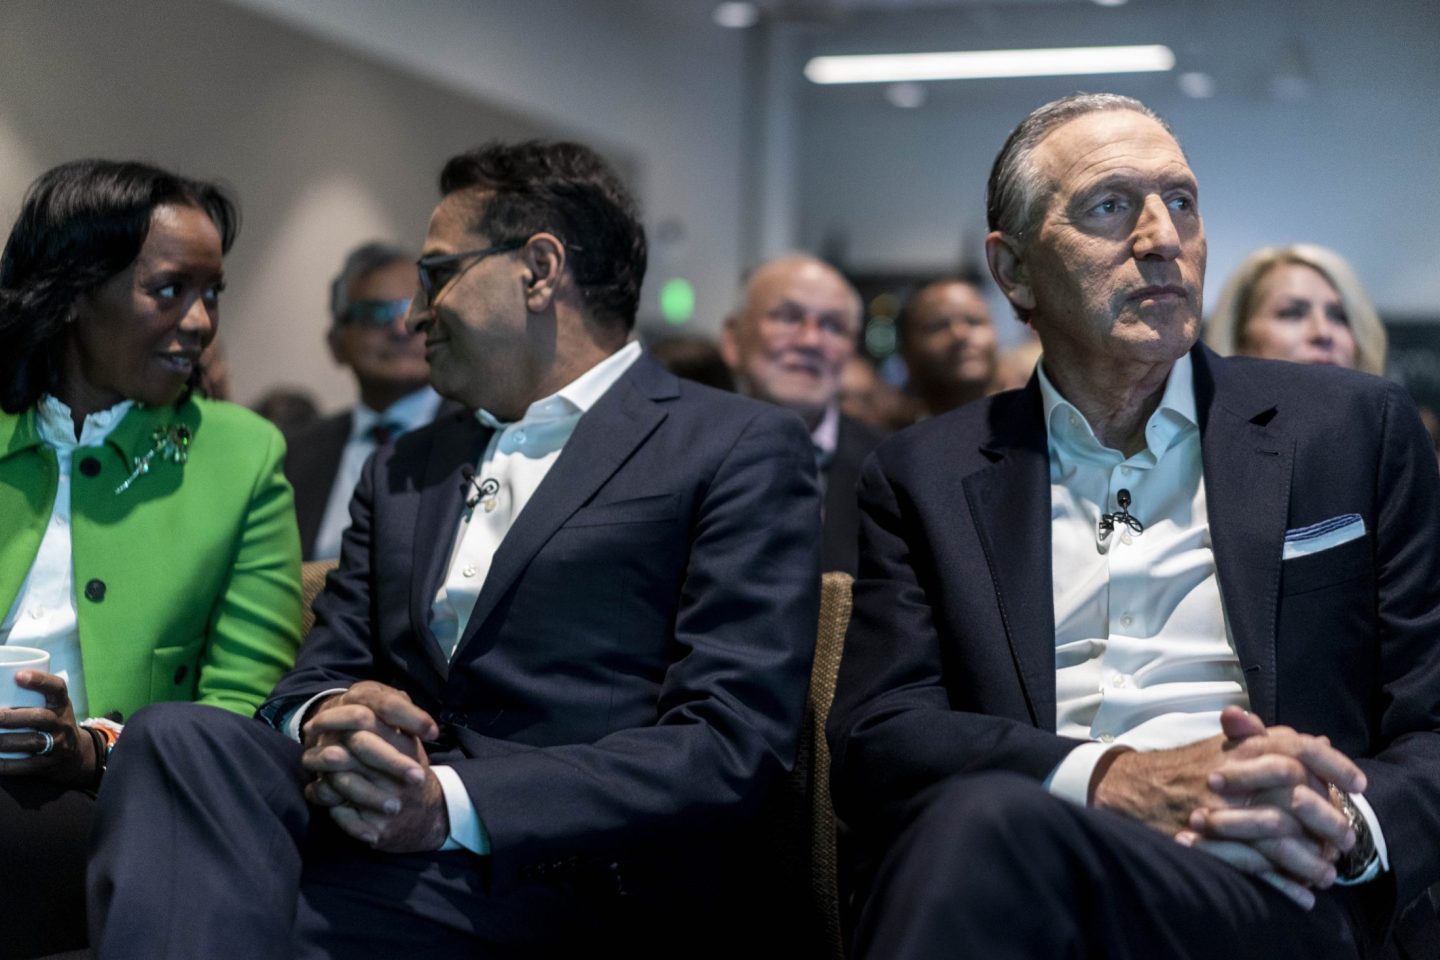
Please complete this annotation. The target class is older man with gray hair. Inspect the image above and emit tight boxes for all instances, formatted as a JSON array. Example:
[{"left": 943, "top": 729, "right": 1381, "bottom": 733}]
[
  {"left": 828, "top": 93, "right": 1440, "bottom": 959},
  {"left": 285, "top": 242, "right": 446, "bottom": 560},
  {"left": 721, "top": 253, "right": 882, "bottom": 573}
]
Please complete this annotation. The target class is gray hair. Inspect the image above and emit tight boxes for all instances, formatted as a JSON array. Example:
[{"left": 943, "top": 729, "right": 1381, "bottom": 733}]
[
  {"left": 329, "top": 241, "right": 413, "bottom": 324},
  {"left": 985, "top": 92, "right": 1177, "bottom": 245}
]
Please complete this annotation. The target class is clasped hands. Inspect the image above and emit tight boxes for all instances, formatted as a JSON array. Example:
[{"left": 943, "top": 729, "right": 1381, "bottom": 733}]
[
  {"left": 1093, "top": 706, "right": 1364, "bottom": 909},
  {"left": 300, "top": 681, "right": 448, "bottom": 853}
]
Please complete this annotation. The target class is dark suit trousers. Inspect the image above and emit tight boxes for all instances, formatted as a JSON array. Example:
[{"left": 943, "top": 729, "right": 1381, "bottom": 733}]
[
  {"left": 0, "top": 777, "right": 94, "bottom": 958},
  {"left": 853, "top": 771, "right": 1366, "bottom": 960},
  {"left": 87, "top": 703, "right": 614, "bottom": 960}
]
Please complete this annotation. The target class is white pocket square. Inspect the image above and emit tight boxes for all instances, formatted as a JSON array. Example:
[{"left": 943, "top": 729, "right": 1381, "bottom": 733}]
[{"left": 1282, "top": 513, "right": 1365, "bottom": 560}]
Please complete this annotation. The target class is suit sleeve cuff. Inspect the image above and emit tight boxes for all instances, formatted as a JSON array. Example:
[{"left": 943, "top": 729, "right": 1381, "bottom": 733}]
[
  {"left": 1044, "top": 740, "right": 1128, "bottom": 806},
  {"left": 281, "top": 688, "right": 349, "bottom": 742},
  {"left": 1333, "top": 792, "right": 1389, "bottom": 886},
  {"left": 432, "top": 764, "right": 491, "bottom": 856}
]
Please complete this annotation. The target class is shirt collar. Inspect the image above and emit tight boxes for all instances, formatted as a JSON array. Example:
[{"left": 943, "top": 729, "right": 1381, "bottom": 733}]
[
  {"left": 811, "top": 402, "right": 840, "bottom": 460},
  {"left": 475, "top": 340, "right": 642, "bottom": 430},
  {"left": 350, "top": 386, "right": 444, "bottom": 441},
  {"left": 36, "top": 394, "right": 136, "bottom": 450},
  {"left": 1038, "top": 351, "right": 1198, "bottom": 463}
]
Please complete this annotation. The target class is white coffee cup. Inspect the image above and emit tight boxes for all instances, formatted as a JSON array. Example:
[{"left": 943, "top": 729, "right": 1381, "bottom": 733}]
[{"left": 0, "top": 646, "right": 50, "bottom": 759}]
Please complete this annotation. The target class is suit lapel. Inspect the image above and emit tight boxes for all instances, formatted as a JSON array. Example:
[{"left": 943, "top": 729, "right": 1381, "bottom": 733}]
[
  {"left": 961, "top": 384, "right": 1059, "bottom": 729},
  {"left": 408, "top": 411, "right": 490, "bottom": 689},
  {"left": 294, "top": 414, "right": 351, "bottom": 559},
  {"left": 1193, "top": 346, "right": 1291, "bottom": 721},
  {"left": 451, "top": 357, "right": 675, "bottom": 660}
]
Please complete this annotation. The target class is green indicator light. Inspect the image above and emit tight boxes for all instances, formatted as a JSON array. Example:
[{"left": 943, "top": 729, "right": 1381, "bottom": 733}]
[{"left": 660, "top": 277, "right": 695, "bottom": 325}]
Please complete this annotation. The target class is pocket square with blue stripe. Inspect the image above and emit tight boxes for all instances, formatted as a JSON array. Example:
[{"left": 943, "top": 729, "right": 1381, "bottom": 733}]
[{"left": 1282, "top": 513, "right": 1366, "bottom": 560}]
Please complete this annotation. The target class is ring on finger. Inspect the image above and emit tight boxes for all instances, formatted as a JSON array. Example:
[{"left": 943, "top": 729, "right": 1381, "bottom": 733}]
[{"left": 35, "top": 731, "right": 55, "bottom": 756}]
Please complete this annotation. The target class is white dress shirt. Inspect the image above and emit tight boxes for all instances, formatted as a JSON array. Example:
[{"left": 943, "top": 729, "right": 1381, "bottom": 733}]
[
  {"left": 312, "top": 387, "right": 443, "bottom": 562},
  {"left": 290, "top": 343, "right": 643, "bottom": 856},
  {"left": 1036, "top": 353, "right": 1386, "bottom": 882},
  {"left": 429, "top": 341, "right": 641, "bottom": 852},
  {"left": 1, "top": 395, "right": 134, "bottom": 719}
]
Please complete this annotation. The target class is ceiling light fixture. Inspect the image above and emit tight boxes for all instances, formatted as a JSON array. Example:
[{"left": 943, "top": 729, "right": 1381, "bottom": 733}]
[{"left": 804, "top": 44, "right": 1175, "bottom": 84}]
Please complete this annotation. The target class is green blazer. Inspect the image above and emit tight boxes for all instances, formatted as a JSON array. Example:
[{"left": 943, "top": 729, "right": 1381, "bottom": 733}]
[{"left": 0, "top": 396, "right": 302, "bottom": 719}]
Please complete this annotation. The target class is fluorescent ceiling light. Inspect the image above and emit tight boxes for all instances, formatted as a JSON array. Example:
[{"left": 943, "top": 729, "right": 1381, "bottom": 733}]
[{"left": 805, "top": 44, "right": 1175, "bottom": 85}]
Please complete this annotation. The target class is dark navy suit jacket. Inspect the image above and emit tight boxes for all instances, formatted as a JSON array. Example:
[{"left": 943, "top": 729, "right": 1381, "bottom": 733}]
[
  {"left": 828, "top": 344, "right": 1440, "bottom": 938},
  {"left": 283, "top": 410, "right": 350, "bottom": 560},
  {"left": 267, "top": 354, "right": 821, "bottom": 900}
]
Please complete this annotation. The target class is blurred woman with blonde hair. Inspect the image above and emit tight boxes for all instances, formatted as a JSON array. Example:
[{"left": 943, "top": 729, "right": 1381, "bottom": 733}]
[{"left": 1206, "top": 244, "right": 1386, "bottom": 375}]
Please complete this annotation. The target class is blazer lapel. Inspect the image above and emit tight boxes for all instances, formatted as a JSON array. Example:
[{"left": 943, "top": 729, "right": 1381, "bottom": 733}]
[
  {"left": 451, "top": 357, "right": 675, "bottom": 659},
  {"left": 294, "top": 414, "right": 351, "bottom": 559},
  {"left": 1193, "top": 346, "right": 1291, "bottom": 722},
  {"left": 407, "top": 411, "right": 490, "bottom": 689},
  {"left": 961, "top": 383, "right": 1059, "bottom": 729}
]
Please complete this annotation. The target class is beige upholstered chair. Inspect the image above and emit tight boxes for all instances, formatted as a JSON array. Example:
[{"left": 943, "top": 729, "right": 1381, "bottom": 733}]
[
  {"left": 808, "top": 571, "right": 854, "bottom": 957},
  {"left": 299, "top": 560, "right": 337, "bottom": 636}
]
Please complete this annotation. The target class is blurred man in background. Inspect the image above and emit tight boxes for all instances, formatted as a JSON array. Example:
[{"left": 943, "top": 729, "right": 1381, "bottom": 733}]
[
  {"left": 723, "top": 253, "right": 881, "bottom": 573},
  {"left": 285, "top": 242, "right": 443, "bottom": 560},
  {"left": 899, "top": 276, "right": 998, "bottom": 417}
]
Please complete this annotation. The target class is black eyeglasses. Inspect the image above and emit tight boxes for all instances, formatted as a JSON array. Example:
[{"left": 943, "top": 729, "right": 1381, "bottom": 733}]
[
  {"left": 415, "top": 241, "right": 525, "bottom": 300},
  {"left": 338, "top": 298, "right": 413, "bottom": 328}
]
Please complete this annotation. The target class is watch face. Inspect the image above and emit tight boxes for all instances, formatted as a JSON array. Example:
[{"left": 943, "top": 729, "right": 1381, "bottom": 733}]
[{"left": 1337, "top": 792, "right": 1378, "bottom": 881}]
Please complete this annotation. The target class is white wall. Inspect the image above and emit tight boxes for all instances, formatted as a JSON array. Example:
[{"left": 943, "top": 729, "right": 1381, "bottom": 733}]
[
  {"left": 0, "top": 0, "right": 756, "bottom": 408},
  {"left": 793, "top": 0, "right": 1440, "bottom": 321},
  {"left": 222, "top": 0, "right": 756, "bottom": 332}
]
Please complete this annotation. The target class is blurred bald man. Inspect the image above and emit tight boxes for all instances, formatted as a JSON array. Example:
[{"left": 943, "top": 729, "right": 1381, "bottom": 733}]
[
  {"left": 722, "top": 254, "right": 881, "bottom": 573},
  {"left": 900, "top": 278, "right": 998, "bottom": 417}
]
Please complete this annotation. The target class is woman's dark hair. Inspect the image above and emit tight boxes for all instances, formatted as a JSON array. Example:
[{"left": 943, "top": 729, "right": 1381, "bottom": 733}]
[
  {"left": 0, "top": 159, "right": 239, "bottom": 413},
  {"left": 438, "top": 141, "right": 646, "bottom": 330}
]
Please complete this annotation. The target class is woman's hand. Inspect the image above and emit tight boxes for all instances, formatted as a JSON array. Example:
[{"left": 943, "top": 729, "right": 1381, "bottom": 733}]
[{"left": 0, "top": 670, "right": 96, "bottom": 786}]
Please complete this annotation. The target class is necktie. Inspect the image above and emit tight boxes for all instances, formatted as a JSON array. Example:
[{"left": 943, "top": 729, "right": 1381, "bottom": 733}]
[{"left": 367, "top": 421, "right": 402, "bottom": 445}]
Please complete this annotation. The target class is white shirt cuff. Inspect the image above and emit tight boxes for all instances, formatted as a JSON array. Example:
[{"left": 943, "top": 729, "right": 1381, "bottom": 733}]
[
  {"left": 282, "top": 688, "right": 349, "bottom": 742},
  {"left": 1044, "top": 740, "right": 1128, "bottom": 806},
  {"left": 432, "top": 764, "right": 491, "bottom": 855},
  {"left": 1333, "top": 792, "right": 1389, "bottom": 885}
]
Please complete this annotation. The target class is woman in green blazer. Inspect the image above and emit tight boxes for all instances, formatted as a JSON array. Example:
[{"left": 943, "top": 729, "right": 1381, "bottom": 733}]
[{"left": 0, "top": 160, "right": 302, "bottom": 957}]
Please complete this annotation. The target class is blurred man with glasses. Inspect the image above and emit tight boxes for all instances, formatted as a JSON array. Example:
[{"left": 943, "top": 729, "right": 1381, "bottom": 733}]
[
  {"left": 721, "top": 253, "right": 881, "bottom": 573},
  {"left": 286, "top": 242, "right": 445, "bottom": 560},
  {"left": 89, "top": 141, "right": 821, "bottom": 959}
]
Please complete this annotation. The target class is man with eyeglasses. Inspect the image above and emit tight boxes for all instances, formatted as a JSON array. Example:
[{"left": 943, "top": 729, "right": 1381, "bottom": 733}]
[
  {"left": 721, "top": 253, "right": 881, "bottom": 574},
  {"left": 89, "top": 140, "right": 821, "bottom": 959},
  {"left": 285, "top": 242, "right": 448, "bottom": 560}
]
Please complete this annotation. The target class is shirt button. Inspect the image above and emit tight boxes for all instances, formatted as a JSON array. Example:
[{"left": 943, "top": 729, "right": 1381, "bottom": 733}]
[
  {"left": 462, "top": 565, "right": 477, "bottom": 578},
  {"left": 1068, "top": 414, "right": 1080, "bottom": 428},
  {"left": 1120, "top": 466, "right": 1132, "bottom": 476},
  {"left": 1112, "top": 674, "right": 1129, "bottom": 688},
  {"left": 513, "top": 429, "right": 527, "bottom": 445},
  {"left": 1099, "top": 734, "right": 1115, "bottom": 744},
  {"left": 1119, "top": 613, "right": 1134, "bottom": 627},
  {"left": 84, "top": 579, "right": 107, "bottom": 602},
  {"left": 28, "top": 606, "right": 44, "bottom": 619},
  {"left": 54, "top": 515, "right": 67, "bottom": 527},
  {"left": 1120, "top": 531, "right": 1133, "bottom": 545},
  {"left": 79, "top": 457, "right": 101, "bottom": 477}
]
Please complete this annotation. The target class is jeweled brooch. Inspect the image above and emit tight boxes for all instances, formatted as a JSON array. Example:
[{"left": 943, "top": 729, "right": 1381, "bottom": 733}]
[{"left": 115, "top": 424, "right": 192, "bottom": 495}]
